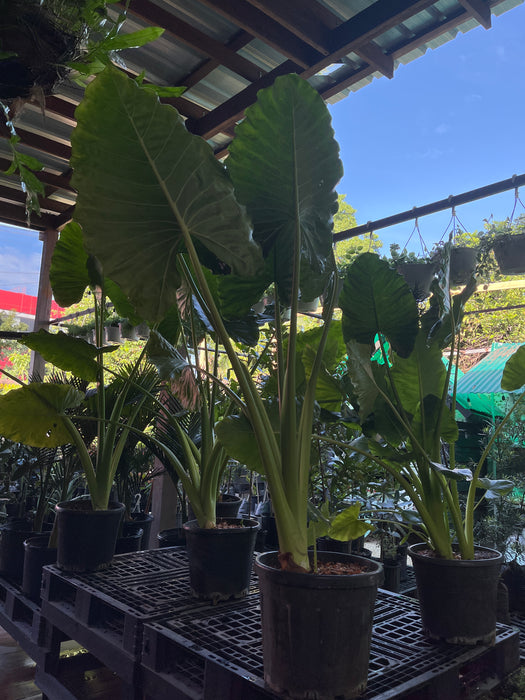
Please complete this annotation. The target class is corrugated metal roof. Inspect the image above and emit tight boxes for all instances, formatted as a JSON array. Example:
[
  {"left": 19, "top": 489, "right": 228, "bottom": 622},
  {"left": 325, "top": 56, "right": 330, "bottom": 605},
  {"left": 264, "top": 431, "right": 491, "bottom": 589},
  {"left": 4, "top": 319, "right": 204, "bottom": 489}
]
[
  {"left": 456, "top": 342, "right": 524, "bottom": 395},
  {"left": 0, "top": 0, "right": 523, "bottom": 231}
]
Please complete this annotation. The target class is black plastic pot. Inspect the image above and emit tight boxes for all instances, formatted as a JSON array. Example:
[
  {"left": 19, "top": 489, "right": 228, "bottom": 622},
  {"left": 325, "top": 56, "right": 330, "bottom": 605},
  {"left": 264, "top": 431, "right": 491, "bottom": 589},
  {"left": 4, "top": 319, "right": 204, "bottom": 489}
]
[
  {"left": 382, "top": 559, "right": 401, "bottom": 593},
  {"left": 396, "top": 261, "right": 436, "bottom": 301},
  {"left": 261, "top": 514, "right": 278, "bottom": 549},
  {"left": 317, "top": 536, "right": 351, "bottom": 554},
  {"left": 157, "top": 527, "right": 186, "bottom": 547},
  {"left": 125, "top": 512, "right": 153, "bottom": 549},
  {"left": 115, "top": 525, "right": 143, "bottom": 554},
  {"left": 0, "top": 518, "right": 37, "bottom": 584},
  {"left": 408, "top": 543, "right": 503, "bottom": 645},
  {"left": 215, "top": 494, "right": 242, "bottom": 518},
  {"left": 22, "top": 534, "right": 57, "bottom": 603},
  {"left": 450, "top": 246, "right": 478, "bottom": 285},
  {"left": 501, "top": 561, "right": 525, "bottom": 613},
  {"left": 55, "top": 500, "right": 125, "bottom": 572},
  {"left": 317, "top": 536, "right": 368, "bottom": 555},
  {"left": 493, "top": 233, "right": 525, "bottom": 275},
  {"left": 183, "top": 517, "right": 260, "bottom": 603},
  {"left": 256, "top": 551, "right": 383, "bottom": 700}
]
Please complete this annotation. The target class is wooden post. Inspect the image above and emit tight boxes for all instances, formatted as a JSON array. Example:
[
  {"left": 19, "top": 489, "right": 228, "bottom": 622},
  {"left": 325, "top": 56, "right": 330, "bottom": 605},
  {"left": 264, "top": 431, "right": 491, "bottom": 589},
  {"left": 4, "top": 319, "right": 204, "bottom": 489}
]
[{"left": 29, "top": 228, "right": 58, "bottom": 380}]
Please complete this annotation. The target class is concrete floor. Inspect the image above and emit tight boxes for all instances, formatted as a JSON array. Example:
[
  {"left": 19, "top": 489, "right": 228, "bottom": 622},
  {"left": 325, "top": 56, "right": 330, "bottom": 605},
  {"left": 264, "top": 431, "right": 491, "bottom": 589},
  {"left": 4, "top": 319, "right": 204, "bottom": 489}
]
[{"left": 0, "top": 626, "right": 41, "bottom": 700}]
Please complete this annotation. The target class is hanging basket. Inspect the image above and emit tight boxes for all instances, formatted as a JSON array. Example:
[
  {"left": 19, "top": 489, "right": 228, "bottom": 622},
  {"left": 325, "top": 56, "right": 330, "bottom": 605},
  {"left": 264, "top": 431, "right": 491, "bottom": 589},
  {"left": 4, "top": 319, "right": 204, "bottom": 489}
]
[
  {"left": 0, "top": 1, "right": 78, "bottom": 101},
  {"left": 449, "top": 246, "right": 478, "bottom": 285},
  {"left": 395, "top": 261, "right": 436, "bottom": 301},
  {"left": 492, "top": 233, "right": 525, "bottom": 275}
]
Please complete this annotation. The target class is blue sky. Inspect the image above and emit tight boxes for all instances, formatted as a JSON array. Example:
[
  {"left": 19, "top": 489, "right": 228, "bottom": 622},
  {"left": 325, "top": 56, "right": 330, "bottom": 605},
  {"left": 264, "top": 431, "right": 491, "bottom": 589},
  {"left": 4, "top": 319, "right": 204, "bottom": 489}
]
[
  {"left": 1, "top": 3, "right": 524, "bottom": 295},
  {"left": 329, "top": 3, "right": 525, "bottom": 255}
]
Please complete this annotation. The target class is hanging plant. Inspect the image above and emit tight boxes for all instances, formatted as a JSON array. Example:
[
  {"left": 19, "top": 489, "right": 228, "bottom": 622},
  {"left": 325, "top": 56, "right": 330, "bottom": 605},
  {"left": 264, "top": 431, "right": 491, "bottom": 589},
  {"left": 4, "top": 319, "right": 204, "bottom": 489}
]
[
  {"left": 0, "top": 0, "right": 167, "bottom": 218},
  {"left": 477, "top": 217, "right": 525, "bottom": 276},
  {"left": 387, "top": 244, "right": 436, "bottom": 302}
]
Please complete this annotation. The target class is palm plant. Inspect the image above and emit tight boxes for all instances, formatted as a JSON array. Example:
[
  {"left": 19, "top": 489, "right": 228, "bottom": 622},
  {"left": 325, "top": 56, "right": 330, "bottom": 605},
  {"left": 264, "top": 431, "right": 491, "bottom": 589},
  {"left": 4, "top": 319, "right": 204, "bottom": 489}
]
[{"left": 0, "top": 221, "right": 162, "bottom": 513}]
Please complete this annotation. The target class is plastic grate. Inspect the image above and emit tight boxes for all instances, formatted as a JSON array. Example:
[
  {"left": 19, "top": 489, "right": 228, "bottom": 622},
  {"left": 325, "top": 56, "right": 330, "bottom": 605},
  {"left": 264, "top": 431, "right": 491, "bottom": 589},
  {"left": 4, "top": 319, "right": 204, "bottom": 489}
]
[
  {"left": 155, "top": 592, "right": 420, "bottom": 683},
  {"left": 147, "top": 590, "right": 518, "bottom": 699},
  {"left": 76, "top": 547, "right": 190, "bottom": 584},
  {"left": 45, "top": 547, "right": 259, "bottom": 618},
  {"left": 510, "top": 612, "right": 525, "bottom": 659}
]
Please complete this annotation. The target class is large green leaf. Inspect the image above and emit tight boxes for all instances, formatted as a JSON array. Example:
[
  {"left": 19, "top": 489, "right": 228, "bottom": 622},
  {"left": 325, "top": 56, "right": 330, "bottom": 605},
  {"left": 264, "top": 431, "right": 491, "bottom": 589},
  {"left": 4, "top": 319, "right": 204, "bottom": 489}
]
[
  {"left": 328, "top": 503, "right": 371, "bottom": 542},
  {"left": 477, "top": 478, "right": 514, "bottom": 499},
  {"left": 215, "top": 413, "right": 265, "bottom": 475},
  {"left": 71, "top": 66, "right": 261, "bottom": 323},
  {"left": 345, "top": 340, "right": 380, "bottom": 422},
  {"left": 50, "top": 221, "right": 142, "bottom": 325},
  {"left": 22, "top": 330, "right": 105, "bottom": 382},
  {"left": 411, "top": 395, "right": 459, "bottom": 447},
  {"left": 502, "top": 345, "right": 525, "bottom": 391},
  {"left": 145, "top": 330, "right": 189, "bottom": 382},
  {"left": 49, "top": 222, "right": 90, "bottom": 307},
  {"left": 226, "top": 74, "right": 343, "bottom": 305},
  {"left": 391, "top": 332, "right": 448, "bottom": 418},
  {"left": 300, "top": 322, "right": 346, "bottom": 411},
  {"left": 0, "top": 384, "right": 84, "bottom": 447},
  {"left": 340, "top": 253, "right": 418, "bottom": 358}
]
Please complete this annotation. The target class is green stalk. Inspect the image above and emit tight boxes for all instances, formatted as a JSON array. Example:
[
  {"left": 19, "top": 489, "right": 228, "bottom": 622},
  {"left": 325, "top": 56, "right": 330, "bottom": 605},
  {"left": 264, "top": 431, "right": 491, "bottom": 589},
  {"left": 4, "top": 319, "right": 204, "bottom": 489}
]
[
  {"left": 171, "top": 200, "right": 310, "bottom": 568},
  {"left": 62, "top": 416, "right": 101, "bottom": 507},
  {"left": 464, "top": 391, "right": 525, "bottom": 557}
]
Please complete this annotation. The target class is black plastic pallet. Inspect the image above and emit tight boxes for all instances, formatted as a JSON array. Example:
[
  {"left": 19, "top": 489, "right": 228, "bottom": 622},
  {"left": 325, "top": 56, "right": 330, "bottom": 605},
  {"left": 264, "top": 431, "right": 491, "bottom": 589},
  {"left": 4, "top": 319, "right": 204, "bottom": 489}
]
[
  {"left": 0, "top": 574, "right": 63, "bottom": 666},
  {"left": 40, "top": 546, "right": 259, "bottom": 686},
  {"left": 34, "top": 650, "right": 126, "bottom": 700},
  {"left": 141, "top": 589, "right": 520, "bottom": 700},
  {"left": 510, "top": 611, "right": 525, "bottom": 661}
]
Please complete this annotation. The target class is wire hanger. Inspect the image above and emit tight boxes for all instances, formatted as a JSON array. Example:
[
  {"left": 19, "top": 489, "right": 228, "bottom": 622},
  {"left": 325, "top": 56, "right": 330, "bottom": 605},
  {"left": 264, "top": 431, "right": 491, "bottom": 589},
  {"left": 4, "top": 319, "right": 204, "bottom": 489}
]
[{"left": 402, "top": 213, "right": 431, "bottom": 257}]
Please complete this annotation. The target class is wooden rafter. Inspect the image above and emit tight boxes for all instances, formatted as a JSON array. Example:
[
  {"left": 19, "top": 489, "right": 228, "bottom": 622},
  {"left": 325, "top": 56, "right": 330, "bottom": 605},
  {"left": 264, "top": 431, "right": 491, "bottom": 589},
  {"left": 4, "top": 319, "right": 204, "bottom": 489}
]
[
  {"left": 124, "top": 0, "right": 265, "bottom": 83},
  {"left": 198, "top": 0, "right": 319, "bottom": 68},
  {"left": 458, "top": 0, "right": 492, "bottom": 28}
]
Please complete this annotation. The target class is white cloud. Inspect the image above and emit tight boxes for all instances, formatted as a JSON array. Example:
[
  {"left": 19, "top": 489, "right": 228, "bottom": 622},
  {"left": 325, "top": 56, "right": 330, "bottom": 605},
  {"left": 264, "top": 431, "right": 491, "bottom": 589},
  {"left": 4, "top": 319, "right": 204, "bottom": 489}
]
[
  {"left": 0, "top": 247, "right": 41, "bottom": 296},
  {"left": 464, "top": 93, "right": 482, "bottom": 104}
]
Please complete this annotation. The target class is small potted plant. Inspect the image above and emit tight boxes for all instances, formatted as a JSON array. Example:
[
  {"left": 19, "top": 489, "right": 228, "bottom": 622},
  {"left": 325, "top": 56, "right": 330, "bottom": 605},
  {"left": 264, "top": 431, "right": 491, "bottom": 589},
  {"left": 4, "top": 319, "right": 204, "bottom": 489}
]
[{"left": 338, "top": 246, "right": 525, "bottom": 644}]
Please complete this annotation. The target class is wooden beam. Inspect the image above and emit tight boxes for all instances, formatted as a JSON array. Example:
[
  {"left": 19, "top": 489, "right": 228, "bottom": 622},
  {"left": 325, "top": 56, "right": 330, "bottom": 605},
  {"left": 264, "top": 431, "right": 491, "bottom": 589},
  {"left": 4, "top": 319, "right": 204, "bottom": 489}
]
[
  {"left": 185, "top": 60, "right": 297, "bottom": 138},
  {"left": 0, "top": 127, "right": 70, "bottom": 162},
  {"left": 125, "top": 0, "right": 265, "bottom": 83},
  {"left": 476, "top": 280, "right": 525, "bottom": 293},
  {"left": 53, "top": 205, "right": 75, "bottom": 231},
  {"left": 328, "top": 0, "right": 435, "bottom": 54},
  {"left": 458, "top": 0, "right": 491, "bottom": 28},
  {"left": 0, "top": 185, "right": 71, "bottom": 213},
  {"left": 29, "top": 228, "right": 59, "bottom": 379},
  {"left": 0, "top": 201, "right": 57, "bottom": 230},
  {"left": 0, "top": 159, "right": 74, "bottom": 193},
  {"left": 198, "top": 0, "right": 320, "bottom": 69},
  {"left": 180, "top": 30, "right": 254, "bottom": 89},
  {"left": 354, "top": 41, "right": 394, "bottom": 78},
  {"left": 43, "top": 95, "right": 78, "bottom": 122},
  {"left": 245, "top": 0, "right": 334, "bottom": 55}
]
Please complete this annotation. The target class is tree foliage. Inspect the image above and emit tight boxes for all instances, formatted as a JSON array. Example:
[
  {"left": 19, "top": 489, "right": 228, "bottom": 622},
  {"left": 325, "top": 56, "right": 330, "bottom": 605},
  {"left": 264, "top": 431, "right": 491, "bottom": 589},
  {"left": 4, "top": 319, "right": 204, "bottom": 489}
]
[
  {"left": 333, "top": 195, "right": 382, "bottom": 273},
  {"left": 455, "top": 216, "right": 525, "bottom": 353}
]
